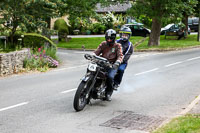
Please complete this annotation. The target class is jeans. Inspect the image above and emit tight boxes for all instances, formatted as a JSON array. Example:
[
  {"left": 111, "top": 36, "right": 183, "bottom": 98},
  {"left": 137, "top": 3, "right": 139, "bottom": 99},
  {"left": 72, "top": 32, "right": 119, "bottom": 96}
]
[
  {"left": 114, "top": 63, "right": 127, "bottom": 85},
  {"left": 106, "top": 68, "right": 118, "bottom": 94}
]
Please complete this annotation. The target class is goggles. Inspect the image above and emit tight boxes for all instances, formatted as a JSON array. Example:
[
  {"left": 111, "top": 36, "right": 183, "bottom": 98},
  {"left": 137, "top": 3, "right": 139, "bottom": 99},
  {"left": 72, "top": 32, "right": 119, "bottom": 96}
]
[{"left": 106, "top": 36, "right": 115, "bottom": 40}]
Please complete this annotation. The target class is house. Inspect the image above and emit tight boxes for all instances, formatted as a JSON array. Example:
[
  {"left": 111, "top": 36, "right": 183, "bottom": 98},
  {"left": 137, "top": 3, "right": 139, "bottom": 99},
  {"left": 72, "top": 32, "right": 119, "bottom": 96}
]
[
  {"left": 50, "top": 2, "right": 133, "bottom": 29},
  {"left": 95, "top": 3, "right": 132, "bottom": 14}
]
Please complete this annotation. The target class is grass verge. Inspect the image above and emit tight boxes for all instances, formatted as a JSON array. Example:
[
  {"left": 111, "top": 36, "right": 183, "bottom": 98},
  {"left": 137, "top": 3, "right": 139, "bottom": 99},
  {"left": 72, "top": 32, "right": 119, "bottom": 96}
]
[
  {"left": 57, "top": 36, "right": 144, "bottom": 49},
  {"left": 136, "top": 35, "right": 200, "bottom": 51},
  {"left": 57, "top": 35, "right": 200, "bottom": 51},
  {"left": 154, "top": 114, "right": 200, "bottom": 133}
]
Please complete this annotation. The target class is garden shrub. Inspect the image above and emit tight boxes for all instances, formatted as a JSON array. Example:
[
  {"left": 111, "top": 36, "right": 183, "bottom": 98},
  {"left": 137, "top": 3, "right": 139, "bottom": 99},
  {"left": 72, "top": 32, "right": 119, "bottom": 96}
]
[
  {"left": 54, "top": 19, "right": 69, "bottom": 41},
  {"left": 92, "top": 23, "right": 106, "bottom": 34},
  {"left": 23, "top": 47, "right": 59, "bottom": 72},
  {"left": 23, "top": 33, "right": 56, "bottom": 50}
]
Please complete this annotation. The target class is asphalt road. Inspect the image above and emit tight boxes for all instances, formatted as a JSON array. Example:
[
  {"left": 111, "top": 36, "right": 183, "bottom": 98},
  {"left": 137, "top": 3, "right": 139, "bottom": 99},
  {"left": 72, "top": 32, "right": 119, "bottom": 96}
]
[{"left": 1, "top": 48, "right": 200, "bottom": 133}]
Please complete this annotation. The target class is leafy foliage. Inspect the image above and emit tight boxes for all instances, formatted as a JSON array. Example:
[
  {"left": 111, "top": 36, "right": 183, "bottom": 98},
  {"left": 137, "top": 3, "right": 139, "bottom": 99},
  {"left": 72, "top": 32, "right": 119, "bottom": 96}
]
[
  {"left": 24, "top": 47, "right": 59, "bottom": 72},
  {"left": 23, "top": 33, "right": 56, "bottom": 49},
  {"left": 127, "top": 0, "right": 199, "bottom": 46},
  {"left": 54, "top": 19, "right": 69, "bottom": 34},
  {"left": 0, "top": 0, "right": 63, "bottom": 34},
  {"left": 0, "top": 0, "right": 67, "bottom": 48},
  {"left": 54, "top": 19, "right": 69, "bottom": 40}
]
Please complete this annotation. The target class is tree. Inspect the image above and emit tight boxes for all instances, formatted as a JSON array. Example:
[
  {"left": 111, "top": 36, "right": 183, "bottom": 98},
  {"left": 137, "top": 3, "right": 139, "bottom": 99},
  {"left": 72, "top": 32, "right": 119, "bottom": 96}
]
[
  {"left": 0, "top": 0, "right": 111, "bottom": 46},
  {"left": 128, "top": 0, "right": 188, "bottom": 46},
  {"left": 179, "top": 0, "right": 198, "bottom": 36},
  {"left": 194, "top": 1, "right": 200, "bottom": 41},
  {"left": 54, "top": 19, "right": 69, "bottom": 42},
  {"left": 198, "top": 5, "right": 200, "bottom": 42},
  {"left": 127, "top": 0, "right": 200, "bottom": 46},
  {"left": 0, "top": 0, "right": 64, "bottom": 46}
]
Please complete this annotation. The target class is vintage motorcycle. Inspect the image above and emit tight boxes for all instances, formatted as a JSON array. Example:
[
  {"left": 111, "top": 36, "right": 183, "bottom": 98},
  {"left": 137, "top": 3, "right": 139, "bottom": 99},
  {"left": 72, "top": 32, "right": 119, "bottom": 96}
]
[{"left": 73, "top": 54, "right": 113, "bottom": 111}]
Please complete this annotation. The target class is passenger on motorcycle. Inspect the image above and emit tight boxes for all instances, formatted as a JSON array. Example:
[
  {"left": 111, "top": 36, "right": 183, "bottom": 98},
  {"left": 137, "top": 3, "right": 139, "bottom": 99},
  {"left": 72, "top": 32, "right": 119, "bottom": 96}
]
[
  {"left": 94, "top": 29, "right": 123, "bottom": 101},
  {"left": 114, "top": 26, "right": 133, "bottom": 89}
]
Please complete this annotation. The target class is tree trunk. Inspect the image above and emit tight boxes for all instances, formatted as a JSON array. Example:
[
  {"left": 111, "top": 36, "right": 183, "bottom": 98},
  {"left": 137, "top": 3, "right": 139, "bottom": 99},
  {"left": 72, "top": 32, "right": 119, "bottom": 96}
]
[
  {"left": 198, "top": 9, "right": 200, "bottom": 42},
  {"left": 10, "top": 25, "right": 17, "bottom": 48},
  {"left": 182, "top": 13, "right": 188, "bottom": 36},
  {"left": 10, "top": 30, "right": 15, "bottom": 48},
  {"left": 46, "top": 17, "right": 51, "bottom": 29},
  {"left": 148, "top": 18, "right": 162, "bottom": 46}
]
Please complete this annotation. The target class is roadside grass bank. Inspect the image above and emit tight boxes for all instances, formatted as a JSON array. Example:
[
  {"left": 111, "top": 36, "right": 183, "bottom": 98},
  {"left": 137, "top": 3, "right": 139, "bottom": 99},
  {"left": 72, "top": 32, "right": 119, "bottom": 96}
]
[
  {"left": 154, "top": 114, "right": 200, "bottom": 133},
  {"left": 57, "top": 36, "right": 144, "bottom": 50},
  {"left": 57, "top": 35, "right": 200, "bottom": 51},
  {"left": 137, "top": 35, "right": 200, "bottom": 51}
]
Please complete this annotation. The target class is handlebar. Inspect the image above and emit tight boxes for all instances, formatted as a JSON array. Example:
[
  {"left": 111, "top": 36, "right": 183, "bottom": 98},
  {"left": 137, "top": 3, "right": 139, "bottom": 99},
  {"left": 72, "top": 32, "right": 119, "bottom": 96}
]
[
  {"left": 84, "top": 54, "right": 108, "bottom": 62},
  {"left": 84, "top": 54, "right": 112, "bottom": 68},
  {"left": 84, "top": 54, "right": 93, "bottom": 60}
]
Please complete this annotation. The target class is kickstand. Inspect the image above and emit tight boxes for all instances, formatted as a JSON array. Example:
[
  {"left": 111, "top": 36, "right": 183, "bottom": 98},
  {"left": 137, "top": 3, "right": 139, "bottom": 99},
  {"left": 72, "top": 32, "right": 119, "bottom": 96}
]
[
  {"left": 89, "top": 100, "right": 92, "bottom": 106},
  {"left": 87, "top": 98, "right": 92, "bottom": 105}
]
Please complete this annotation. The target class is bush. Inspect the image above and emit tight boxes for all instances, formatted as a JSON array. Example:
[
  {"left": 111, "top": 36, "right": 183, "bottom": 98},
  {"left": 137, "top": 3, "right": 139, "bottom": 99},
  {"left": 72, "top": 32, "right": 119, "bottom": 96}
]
[
  {"left": 92, "top": 23, "right": 106, "bottom": 34},
  {"left": 23, "top": 33, "right": 56, "bottom": 50},
  {"left": 42, "top": 29, "right": 58, "bottom": 36},
  {"left": 54, "top": 19, "right": 69, "bottom": 41},
  {"left": 23, "top": 47, "right": 59, "bottom": 72}
]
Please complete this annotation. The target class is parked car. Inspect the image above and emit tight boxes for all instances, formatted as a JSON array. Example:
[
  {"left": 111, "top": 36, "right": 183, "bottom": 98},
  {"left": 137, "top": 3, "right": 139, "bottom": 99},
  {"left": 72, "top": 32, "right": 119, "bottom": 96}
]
[
  {"left": 122, "top": 23, "right": 151, "bottom": 37},
  {"left": 188, "top": 17, "right": 199, "bottom": 32},
  {"left": 160, "top": 24, "right": 191, "bottom": 35}
]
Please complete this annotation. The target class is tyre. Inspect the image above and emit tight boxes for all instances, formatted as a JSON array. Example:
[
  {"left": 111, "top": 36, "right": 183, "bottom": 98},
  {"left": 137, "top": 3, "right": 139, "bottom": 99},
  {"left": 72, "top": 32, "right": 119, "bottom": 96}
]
[{"left": 73, "top": 76, "right": 93, "bottom": 111}]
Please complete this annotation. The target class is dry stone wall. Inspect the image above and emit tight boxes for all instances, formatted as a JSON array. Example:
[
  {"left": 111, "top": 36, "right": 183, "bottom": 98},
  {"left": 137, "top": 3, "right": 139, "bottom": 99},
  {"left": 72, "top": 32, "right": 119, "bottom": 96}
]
[{"left": 0, "top": 49, "right": 29, "bottom": 76}]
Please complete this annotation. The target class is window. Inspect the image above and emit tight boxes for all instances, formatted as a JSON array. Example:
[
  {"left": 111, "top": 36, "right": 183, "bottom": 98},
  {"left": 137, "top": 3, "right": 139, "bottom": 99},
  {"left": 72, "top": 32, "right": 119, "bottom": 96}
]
[
  {"left": 134, "top": 25, "right": 139, "bottom": 30},
  {"left": 193, "top": 18, "right": 199, "bottom": 23}
]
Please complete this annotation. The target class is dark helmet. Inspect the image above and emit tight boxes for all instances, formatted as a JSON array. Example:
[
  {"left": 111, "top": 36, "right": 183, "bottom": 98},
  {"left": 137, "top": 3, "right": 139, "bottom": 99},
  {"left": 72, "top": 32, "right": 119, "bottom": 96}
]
[
  {"left": 105, "top": 29, "right": 116, "bottom": 45},
  {"left": 119, "top": 26, "right": 132, "bottom": 41}
]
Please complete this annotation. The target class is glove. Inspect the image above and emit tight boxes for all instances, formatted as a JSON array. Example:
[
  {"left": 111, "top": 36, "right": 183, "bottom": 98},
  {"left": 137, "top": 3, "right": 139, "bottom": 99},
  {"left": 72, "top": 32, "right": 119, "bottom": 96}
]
[{"left": 113, "top": 61, "right": 120, "bottom": 70}]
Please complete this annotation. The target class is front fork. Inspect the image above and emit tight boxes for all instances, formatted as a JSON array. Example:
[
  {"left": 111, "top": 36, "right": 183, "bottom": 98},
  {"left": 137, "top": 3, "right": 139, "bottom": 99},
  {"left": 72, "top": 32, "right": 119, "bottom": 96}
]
[{"left": 82, "top": 69, "right": 100, "bottom": 99}]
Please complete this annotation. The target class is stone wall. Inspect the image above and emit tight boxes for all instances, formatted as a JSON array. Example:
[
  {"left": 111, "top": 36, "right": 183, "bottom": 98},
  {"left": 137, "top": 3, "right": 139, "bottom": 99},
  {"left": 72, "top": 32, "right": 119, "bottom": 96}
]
[{"left": 0, "top": 49, "right": 29, "bottom": 76}]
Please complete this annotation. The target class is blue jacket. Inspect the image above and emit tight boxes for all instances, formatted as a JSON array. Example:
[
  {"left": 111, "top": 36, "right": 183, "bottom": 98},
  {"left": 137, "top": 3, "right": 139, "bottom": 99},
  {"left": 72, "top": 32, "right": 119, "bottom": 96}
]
[{"left": 116, "top": 39, "right": 133, "bottom": 63}]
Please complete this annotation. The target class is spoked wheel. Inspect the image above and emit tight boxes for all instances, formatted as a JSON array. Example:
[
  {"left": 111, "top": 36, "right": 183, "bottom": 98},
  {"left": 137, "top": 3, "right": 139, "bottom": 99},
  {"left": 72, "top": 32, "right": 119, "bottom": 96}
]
[{"left": 73, "top": 78, "right": 93, "bottom": 111}]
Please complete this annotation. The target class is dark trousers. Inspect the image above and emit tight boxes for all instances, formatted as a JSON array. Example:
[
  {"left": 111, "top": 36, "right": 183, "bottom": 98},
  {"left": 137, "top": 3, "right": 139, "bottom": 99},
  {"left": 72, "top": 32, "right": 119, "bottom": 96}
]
[
  {"left": 114, "top": 63, "right": 127, "bottom": 85},
  {"left": 106, "top": 68, "right": 118, "bottom": 94},
  {"left": 177, "top": 32, "right": 185, "bottom": 40}
]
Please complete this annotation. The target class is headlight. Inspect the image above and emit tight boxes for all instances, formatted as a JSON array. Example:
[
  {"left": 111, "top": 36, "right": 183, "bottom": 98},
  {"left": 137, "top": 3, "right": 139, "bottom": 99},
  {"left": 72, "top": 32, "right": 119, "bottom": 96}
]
[{"left": 88, "top": 63, "right": 97, "bottom": 72}]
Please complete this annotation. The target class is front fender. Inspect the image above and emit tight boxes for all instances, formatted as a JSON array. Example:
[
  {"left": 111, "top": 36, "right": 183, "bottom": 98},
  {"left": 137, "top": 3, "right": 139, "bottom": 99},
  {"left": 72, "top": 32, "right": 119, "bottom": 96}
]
[
  {"left": 82, "top": 75, "right": 90, "bottom": 82},
  {"left": 82, "top": 73, "right": 93, "bottom": 82}
]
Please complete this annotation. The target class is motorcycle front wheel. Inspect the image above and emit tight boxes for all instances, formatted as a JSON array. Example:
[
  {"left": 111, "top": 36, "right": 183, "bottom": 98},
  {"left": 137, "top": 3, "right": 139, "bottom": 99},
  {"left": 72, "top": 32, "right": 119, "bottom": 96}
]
[{"left": 73, "top": 77, "right": 93, "bottom": 111}]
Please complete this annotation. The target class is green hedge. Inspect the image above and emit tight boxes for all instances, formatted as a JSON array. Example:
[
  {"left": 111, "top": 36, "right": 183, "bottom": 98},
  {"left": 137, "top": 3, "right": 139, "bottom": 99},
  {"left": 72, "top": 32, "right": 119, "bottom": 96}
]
[
  {"left": 54, "top": 19, "right": 69, "bottom": 34},
  {"left": 23, "top": 33, "right": 57, "bottom": 49}
]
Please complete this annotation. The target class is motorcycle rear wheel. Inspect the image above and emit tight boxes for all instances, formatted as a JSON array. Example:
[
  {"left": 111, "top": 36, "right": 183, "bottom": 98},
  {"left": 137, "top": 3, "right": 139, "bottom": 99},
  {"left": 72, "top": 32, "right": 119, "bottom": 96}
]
[{"left": 73, "top": 78, "right": 93, "bottom": 111}]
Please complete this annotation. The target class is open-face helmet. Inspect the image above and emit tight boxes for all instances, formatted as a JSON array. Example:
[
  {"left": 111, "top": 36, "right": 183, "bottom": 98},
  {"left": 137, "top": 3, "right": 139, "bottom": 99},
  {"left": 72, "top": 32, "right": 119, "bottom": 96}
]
[{"left": 119, "top": 26, "right": 132, "bottom": 41}]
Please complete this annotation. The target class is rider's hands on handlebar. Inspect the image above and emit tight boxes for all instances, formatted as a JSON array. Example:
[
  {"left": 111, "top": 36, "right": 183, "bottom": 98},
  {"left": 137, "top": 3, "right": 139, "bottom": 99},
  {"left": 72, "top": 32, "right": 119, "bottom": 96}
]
[{"left": 113, "top": 61, "right": 120, "bottom": 69}]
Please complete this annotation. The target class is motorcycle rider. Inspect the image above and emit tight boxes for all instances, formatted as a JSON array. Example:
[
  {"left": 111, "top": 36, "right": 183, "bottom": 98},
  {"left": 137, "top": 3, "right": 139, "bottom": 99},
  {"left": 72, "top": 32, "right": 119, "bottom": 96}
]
[
  {"left": 94, "top": 29, "right": 123, "bottom": 101},
  {"left": 114, "top": 26, "right": 133, "bottom": 89}
]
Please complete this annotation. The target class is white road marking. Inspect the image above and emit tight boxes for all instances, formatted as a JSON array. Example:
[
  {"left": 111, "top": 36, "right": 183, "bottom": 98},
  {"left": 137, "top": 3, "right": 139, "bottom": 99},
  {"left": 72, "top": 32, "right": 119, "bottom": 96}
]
[
  {"left": 187, "top": 56, "right": 200, "bottom": 61},
  {"left": 131, "top": 53, "right": 163, "bottom": 59},
  {"left": 134, "top": 68, "right": 159, "bottom": 76},
  {"left": 61, "top": 88, "right": 77, "bottom": 94},
  {"left": 53, "top": 64, "right": 87, "bottom": 72},
  {"left": 165, "top": 61, "right": 182, "bottom": 67},
  {"left": 0, "top": 102, "right": 29, "bottom": 112},
  {"left": 57, "top": 52, "right": 69, "bottom": 55},
  {"left": 179, "top": 94, "right": 200, "bottom": 115},
  {"left": 74, "top": 52, "right": 92, "bottom": 54}
]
